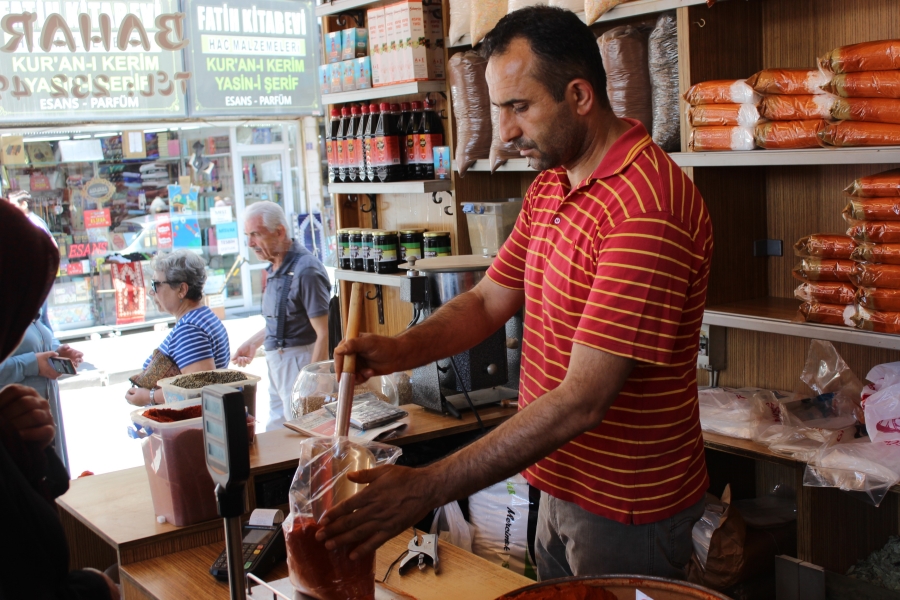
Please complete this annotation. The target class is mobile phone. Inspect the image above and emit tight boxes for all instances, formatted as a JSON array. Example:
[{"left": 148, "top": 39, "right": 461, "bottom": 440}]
[{"left": 49, "top": 357, "right": 76, "bottom": 376}]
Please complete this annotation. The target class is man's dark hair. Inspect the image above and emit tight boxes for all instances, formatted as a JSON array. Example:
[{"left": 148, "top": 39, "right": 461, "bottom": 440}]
[{"left": 480, "top": 6, "right": 609, "bottom": 107}]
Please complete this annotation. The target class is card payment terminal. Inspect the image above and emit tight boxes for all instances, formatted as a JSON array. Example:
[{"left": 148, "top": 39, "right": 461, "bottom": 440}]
[{"left": 210, "top": 509, "right": 286, "bottom": 581}]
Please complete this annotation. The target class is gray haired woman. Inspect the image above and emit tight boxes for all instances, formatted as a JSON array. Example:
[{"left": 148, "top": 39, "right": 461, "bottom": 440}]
[{"left": 124, "top": 250, "right": 231, "bottom": 406}]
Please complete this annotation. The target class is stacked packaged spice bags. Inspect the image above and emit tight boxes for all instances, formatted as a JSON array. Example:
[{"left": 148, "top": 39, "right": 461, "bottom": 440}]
[
  {"left": 845, "top": 169, "right": 900, "bottom": 332},
  {"left": 684, "top": 80, "right": 759, "bottom": 151},
  {"left": 747, "top": 68, "right": 832, "bottom": 149},
  {"left": 819, "top": 40, "right": 900, "bottom": 147},
  {"left": 793, "top": 234, "right": 858, "bottom": 326}
]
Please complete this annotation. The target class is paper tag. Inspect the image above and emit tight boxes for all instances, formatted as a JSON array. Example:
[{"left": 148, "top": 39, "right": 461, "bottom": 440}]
[
  {"left": 249, "top": 508, "right": 284, "bottom": 527},
  {"left": 636, "top": 591, "right": 655, "bottom": 600}
]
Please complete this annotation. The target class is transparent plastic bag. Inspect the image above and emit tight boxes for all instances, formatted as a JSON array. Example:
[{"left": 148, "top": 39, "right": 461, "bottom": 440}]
[
  {"left": 689, "top": 126, "right": 756, "bottom": 151},
  {"left": 850, "top": 262, "right": 900, "bottom": 289},
  {"left": 746, "top": 68, "right": 829, "bottom": 95},
  {"left": 862, "top": 381, "right": 900, "bottom": 443},
  {"left": 758, "top": 94, "right": 834, "bottom": 121},
  {"left": 585, "top": 0, "right": 624, "bottom": 24},
  {"left": 449, "top": 51, "right": 491, "bottom": 176},
  {"left": 794, "top": 234, "right": 857, "bottom": 259},
  {"left": 844, "top": 168, "right": 900, "bottom": 198},
  {"left": 820, "top": 121, "right": 900, "bottom": 147},
  {"left": 844, "top": 198, "right": 900, "bottom": 221},
  {"left": 648, "top": 12, "right": 680, "bottom": 152},
  {"left": 283, "top": 437, "right": 402, "bottom": 600},
  {"left": 856, "top": 287, "right": 900, "bottom": 312},
  {"left": 794, "top": 282, "right": 857, "bottom": 305},
  {"left": 824, "top": 71, "right": 900, "bottom": 99},
  {"left": 598, "top": 25, "right": 653, "bottom": 132},
  {"left": 684, "top": 80, "right": 760, "bottom": 106},
  {"left": 489, "top": 103, "right": 520, "bottom": 172},
  {"left": 430, "top": 500, "right": 474, "bottom": 552},
  {"left": 847, "top": 220, "right": 900, "bottom": 243},
  {"left": 795, "top": 302, "right": 856, "bottom": 327},
  {"left": 698, "top": 387, "right": 785, "bottom": 440},
  {"left": 805, "top": 438, "right": 900, "bottom": 507},
  {"left": 854, "top": 306, "right": 900, "bottom": 334},
  {"left": 851, "top": 243, "right": 900, "bottom": 265},
  {"left": 832, "top": 97, "right": 900, "bottom": 125},
  {"left": 448, "top": 0, "right": 471, "bottom": 46},
  {"left": 754, "top": 120, "right": 826, "bottom": 150},
  {"left": 791, "top": 257, "right": 854, "bottom": 283},
  {"left": 820, "top": 40, "right": 900, "bottom": 75},
  {"left": 688, "top": 104, "right": 760, "bottom": 128},
  {"left": 471, "top": 0, "right": 507, "bottom": 46}
]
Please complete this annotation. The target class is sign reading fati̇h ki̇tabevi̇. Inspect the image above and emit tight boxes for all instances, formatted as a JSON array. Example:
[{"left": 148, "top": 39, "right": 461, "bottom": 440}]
[
  {"left": 183, "top": 0, "right": 319, "bottom": 116},
  {"left": 0, "top": 0, "right": 190, "bottom": 122}
]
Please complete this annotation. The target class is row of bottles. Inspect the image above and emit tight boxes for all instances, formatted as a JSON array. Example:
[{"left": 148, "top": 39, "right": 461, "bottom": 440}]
[{"left": 326, "top": 99, "right": 444, "bottom": 184}]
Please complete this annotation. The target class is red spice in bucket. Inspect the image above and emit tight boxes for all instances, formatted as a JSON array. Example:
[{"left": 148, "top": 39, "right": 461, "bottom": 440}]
[
  {"left": 284, "top": 516, "right": 375, "bottom": 600},
  {"left": 142, "top": 405, "right": 202, "bottom": 422}
]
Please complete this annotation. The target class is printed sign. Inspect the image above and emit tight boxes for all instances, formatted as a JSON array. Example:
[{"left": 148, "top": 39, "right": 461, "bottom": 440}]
[
  {"left": 84, "top": 208, "right": 111, "bottom": 229},
  {"left": 156, "top": 214, "right": 173, "bottom": 249},
  {"left": 215, "top": 221, "right": 239, "bottom": 255},
  {"left": 0, "top": 135, "right": 25, "bottom": 165},
  {"left": 183, "top": 0, "right": 319, "bottom": 116},
  {"left": 83, "top": 178, "right": 115, "bottom": 202},
  {"left": 0, "top": 0, "right": 190, "bottom": 123},
  {"left": 210, "top": 205, "right": 233, "bottom": 225},
  {"left": 168, "top": 184, "right": 199, "bottom": 213},
  {"left": 172, "top": 215, "right": 202, "bottom": 248}
]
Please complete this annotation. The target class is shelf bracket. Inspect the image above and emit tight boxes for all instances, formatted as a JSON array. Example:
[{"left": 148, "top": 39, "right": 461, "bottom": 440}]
[
  {"left": 443, "top": 205, "right": 453, "bottom": 216},
  {"left": 366, "top": 284, "right": 385, "bottom": 325},
  {"left": 432, "top": 191, "right": 442, "bottom": 204},
  {"left": 360, "top": 194, "right": 378, "bottom": 228}
]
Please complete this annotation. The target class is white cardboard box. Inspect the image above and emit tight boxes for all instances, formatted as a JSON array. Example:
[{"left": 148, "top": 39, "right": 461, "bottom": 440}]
[
  {"left": 383, "top": 3, "right": 398, "bottom": 85},
  {"left": 367, "top": 7, "right": 384, "bottom": 87},
  {"left": 407, "top": 1, "right": 429, "bottom": 81}
]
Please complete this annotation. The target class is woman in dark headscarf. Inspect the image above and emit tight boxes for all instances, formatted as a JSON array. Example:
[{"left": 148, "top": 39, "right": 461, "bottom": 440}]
[{"left": 0, "top": 200, "right": 118, "bottom": 599}]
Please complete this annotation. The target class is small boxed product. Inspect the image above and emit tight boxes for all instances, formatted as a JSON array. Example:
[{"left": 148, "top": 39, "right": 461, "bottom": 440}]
[
  {"left": 329, "top": 63, "right": 343, "bottom": 93},
  {"left": 383, "top": 3, "right": 398, "bottom": 84},
  {"left": 326, "top": 31, "right": 342, "bottom": 64},
  {"left": 341, "top": 28, "right": 368, "bottom": 60},
  {"left": 355, "top": 57, "right": 372, "bottom": 90},
  {"left": 367, "top": 8, "right": 386, "bottom": 86},
  {"left": 434, "top": 145, "right": 450, "bottom": 180},
  {"left": 319, "top": 64, "right": 330, "bottom": 94},
  {"left": 342, "top": 60, "right": 356, "bottom": 91}
]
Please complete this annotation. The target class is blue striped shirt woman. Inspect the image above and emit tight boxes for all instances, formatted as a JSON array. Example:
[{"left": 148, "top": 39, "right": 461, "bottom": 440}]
[{"left": 125, "top": 250, "right": 231, "bottom": 406}]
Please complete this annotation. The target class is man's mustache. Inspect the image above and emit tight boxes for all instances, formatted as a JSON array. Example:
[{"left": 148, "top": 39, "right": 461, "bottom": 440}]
[{"left": 514, "top": 139, "right": 536, "bottom": 151}]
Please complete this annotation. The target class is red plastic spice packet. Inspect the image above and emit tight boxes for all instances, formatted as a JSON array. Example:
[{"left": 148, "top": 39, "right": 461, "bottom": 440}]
[
  {"left": 792, "top": 258, "right": 855, "bottom": 282},
  {"left": 746, "top": 69, "right": 830, "bottom": 95},
  {"left": 844, "top": 169, "right": 900, "bottom": 198},
  {"left": 794, "top": 234, "right": 857, "bottom": 259},
  {"left": 795, "top": 282, "right": 857, "bottom": 305},
  {"left": 848, "top": 221, "right": 900, "bottom": 243},
  {"left": 856, "top": 287, "right": 900, "bottom": 312},
  {"left": 851, "top": 243, "right": 900, "bottom": 265},
  {"left": 832, "top": 97, "right": 900, "bottom": 125},
  {"left": 820, "top": 40, "right": 900, "bottom": 75},
  {"left": 797, "top": 302, "right": 855, "bottom": 326},
  {"left": 689, "top": 126, "right": 755, "bottom": 151},
  {"left": 683, "top": 80, "right": 759, "bottom": 106},
  {"left": 755, "top": 120, "right": 825, "bottom": 150},
  {"left": 688, "top": 104, "right": 760, "bottom": 127},
  {"left": 844, "top": 199, "right": 900, "bottom": 221},
  {"left": 824, "top": 72, "right": 900, "bottom": 99},
  {"left": 759, "top": 95, "right": 834, "bottom": 121},
  {"left": 820, "top": 121, "right": 900, "bottom": 147},
  {"left": 853, "top": 306, "right": 900, "bottom": 333},
  {"left": 851, "top": 263, "right": 900, "bottom": 289}
]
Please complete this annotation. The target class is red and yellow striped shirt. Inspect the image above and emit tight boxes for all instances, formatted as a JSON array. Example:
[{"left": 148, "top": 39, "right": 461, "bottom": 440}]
[{"left": 487, "top": 120, "right": 712, "bottom": 525}]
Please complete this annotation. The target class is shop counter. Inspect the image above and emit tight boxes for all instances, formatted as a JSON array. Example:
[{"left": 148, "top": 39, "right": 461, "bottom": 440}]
[
  {"left": 57, "top": 404, "right": 519, "bottom": 571},
  {"left": 119, "top": 528, "right": 532, "bottom": 600}
]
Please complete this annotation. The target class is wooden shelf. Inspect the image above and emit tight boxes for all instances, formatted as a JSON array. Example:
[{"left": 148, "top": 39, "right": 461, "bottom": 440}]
[
  {"left": 703, "top": 297, "right": 900, "bottom": 350},
  {"left": 450, "top": 0, "right": 714, "bottom": 47},
  {"left": 329, "top": 179, "right": 451, "bottom": 194},
  {"left": 321, "top": 80, "right": 446, "bottom": 105},
  {"left": 334, "top": 269, "right": 406, "bottom": 287}
]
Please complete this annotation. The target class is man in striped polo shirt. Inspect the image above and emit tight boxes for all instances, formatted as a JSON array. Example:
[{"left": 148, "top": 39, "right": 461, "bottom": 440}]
[{"left": 321, "top": 6, "right": 712, "bottom": 580}]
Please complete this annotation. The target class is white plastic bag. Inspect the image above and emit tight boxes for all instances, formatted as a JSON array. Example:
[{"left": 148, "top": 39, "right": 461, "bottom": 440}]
[
  {"left": 468, "top": 474, "right": 537, "bottom": 578},
  {"left": 805, "top": 438, "right": 900, "bottom": 506},
  {"left": 863, "top": 382, "right": 900, "bottom": 442},
  {"left": 861, "top": 361, "right": 900, "bottom": 429},
  {"left": 698, "top": 387, "right": 786, "bottom": 439},
  {"left": 430, "top": 500, "right": 474, "bottom": 552}
]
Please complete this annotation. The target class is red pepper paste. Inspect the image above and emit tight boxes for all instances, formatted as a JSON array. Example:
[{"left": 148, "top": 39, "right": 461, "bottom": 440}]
[
  {"left": 142, "top": 405, "right": 203, "bottom": 423},
  {"left": 284, "top": 516, "right": 375, "bottom": 600},
  {"left": 499, "top": 584, "right": 617, "bottom": 600}
]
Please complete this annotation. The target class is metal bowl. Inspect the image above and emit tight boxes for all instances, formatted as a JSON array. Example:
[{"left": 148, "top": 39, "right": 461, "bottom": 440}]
[{"left": 495, "top": 575, "right": 732, "bottom": 600}]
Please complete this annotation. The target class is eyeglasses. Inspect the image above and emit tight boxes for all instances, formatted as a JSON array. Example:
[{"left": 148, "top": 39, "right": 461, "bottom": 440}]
[{"left": 150, "top": 280, "right": 181, "bottom": 293}]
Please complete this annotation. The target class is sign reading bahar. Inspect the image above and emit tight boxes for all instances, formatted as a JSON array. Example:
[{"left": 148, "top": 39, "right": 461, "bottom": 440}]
[
  {"left": 0, "top": 0, "right": 190, "bottom": 122},
  {"left": 184, "top": 0, "right": 319, "bottom": 116}
]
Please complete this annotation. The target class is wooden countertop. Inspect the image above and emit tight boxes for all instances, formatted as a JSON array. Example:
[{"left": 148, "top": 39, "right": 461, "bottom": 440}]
[
  {"left": 57, "top": 404, "right": 519, "bottom": 552},
  {"left": 120, "top": 529, "right": 533, "bottom": 600}
]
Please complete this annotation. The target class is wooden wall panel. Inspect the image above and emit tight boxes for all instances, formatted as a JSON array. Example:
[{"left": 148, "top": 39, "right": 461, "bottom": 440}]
[
  {"left": 766, "top": 163, "right": 900, "bottom": 299},
  {"left": 687, "top": 1, "right": 762, "bottom": 84},
  {"left": 761, "top": 0, "right": 900, "bottom": 69},
  {"left": 693, "top": 167, "right": 769, "bottom": 307}
]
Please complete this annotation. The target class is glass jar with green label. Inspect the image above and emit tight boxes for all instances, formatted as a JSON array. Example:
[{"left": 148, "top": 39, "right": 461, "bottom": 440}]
[
  {"left": 399, "top": 229, "right": 424, "bottom": 262},
  {"left": 363, "top": 230, "right": 377, "bottom": 273},
  {"left": 348, "top": 230, "right": 363, "bottom": 271},
  {"left": 423, "top": 231, "right": 451, "bottom": 258},
  {"left": 373, "top": 231, "right": 400, "bottom": 274},
  {"left": 338, "top": 229, "right": 351, "bottom": 270}
]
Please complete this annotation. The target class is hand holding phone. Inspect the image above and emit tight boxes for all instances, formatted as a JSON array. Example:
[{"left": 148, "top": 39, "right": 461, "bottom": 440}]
[{"left": 49, "top": 357, "right": 77, "bottom": 377}]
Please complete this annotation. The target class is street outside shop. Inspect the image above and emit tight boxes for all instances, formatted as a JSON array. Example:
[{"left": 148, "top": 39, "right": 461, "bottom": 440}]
[{"left": 59, "top": 313, "right": 272, "bottom": 477}]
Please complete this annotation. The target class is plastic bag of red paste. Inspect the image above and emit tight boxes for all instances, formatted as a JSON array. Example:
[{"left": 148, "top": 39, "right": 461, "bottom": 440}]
[
  {"left": 832, "top": 97, "right": 900, "bottom": 125},
  {"left": 797, "top": 302, "right": 856, "bottom": 327},
  {"left": 848, "top": 221, "right": 900, "bottom": 243},
  {"left": 684, "top": 80, "right": 760, "bottom": 106},
  {"left": 598, "top": 25, "right": 653, "bottom": 132},
  {"left": 759, "top": 94, "right": 834, "bottom": 121},
  {"left": 853, "top": 306, "right": 900, "bottom": 333},
  {"left": 844, "top": 169, "right": 900, "bottom": 198},
  {"left": 819, "top": 40, "right": 900, "bottom": 75},
  {"left": 844, "top": 199, "right": 900, "bottom": 221},
  {"left": 795, "top": 282, "right": 857, "bottom": 305},
  {"left": 851, "top": 263, "right": 900, "bottom": 289},
  {"left": 851, "top": 243, "right": 900, "bottom": 265},
  {"left": 792, "top": 258, "right": 855, "bottom": 283},
  {"left": 648, "top": 12, "right": 681, "bottom": 152},
  {"left": 824, "top": 72, "right": 900, "bottom": 99},
  {"left": 690, "top": 126, "right": 755, "bottom": 151},
  {"left": 819, "top": 121, "right": 900, "bottom": 147},
  {"left": 688, "top": 104, "right": 760, "bottom": 128},
  {"left": 794, "top": 234, "right": 857, "bottom": 259},
  {"left": 754, "top": 120, "right": 825, "bottom": 150},
  {"left": 746, "top": 68, "right": 830, "bottom": 95},
  {"left": 449, "top": 51, "right": 491, "bottom": 177},
  {"left": 283, "top": 438, "right": 402, "bottom": 600},
  {"left": 857, "top": 287, "right": 900, "bottom": 312},
  {"left": 489, "top": 103, "right": 520, "bottom": 173}
]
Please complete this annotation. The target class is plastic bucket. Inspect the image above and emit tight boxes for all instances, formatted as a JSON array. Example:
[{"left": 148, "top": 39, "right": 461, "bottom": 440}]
[
  {"left": 157, "top": 368, "right": 261, "bottom": 416},
  {"left": 495, "top": 575, "right": 732, "bottom": 600}
]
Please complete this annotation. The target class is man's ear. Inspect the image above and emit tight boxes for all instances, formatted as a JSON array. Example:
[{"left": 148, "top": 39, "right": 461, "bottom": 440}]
[{"left": 568, "top": 78, "right": 595, "bottom": 116}]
